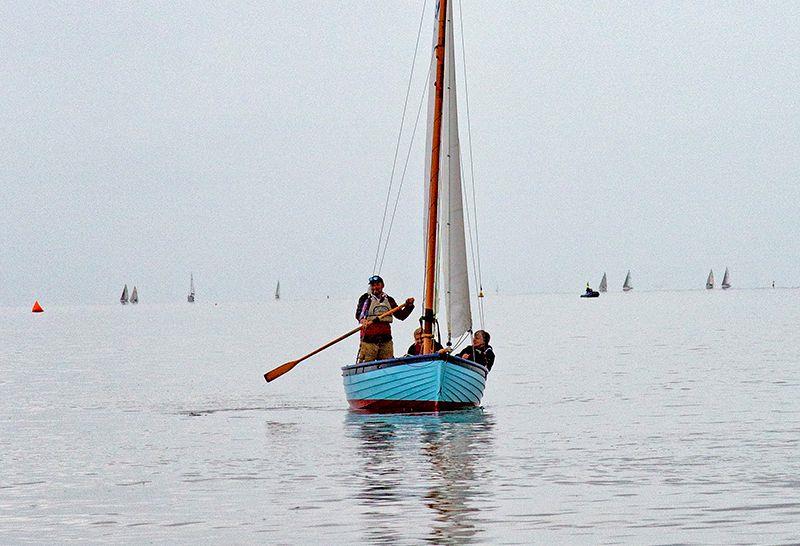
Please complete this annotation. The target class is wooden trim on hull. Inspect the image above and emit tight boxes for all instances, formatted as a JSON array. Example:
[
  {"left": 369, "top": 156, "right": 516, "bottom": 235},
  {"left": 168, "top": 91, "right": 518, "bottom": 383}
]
[{"left": 348, "top": 398, "right": 478, "bottom": 414}]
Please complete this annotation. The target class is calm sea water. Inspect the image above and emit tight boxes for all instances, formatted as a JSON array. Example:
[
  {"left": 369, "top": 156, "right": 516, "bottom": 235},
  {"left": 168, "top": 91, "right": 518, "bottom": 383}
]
[{"left": 2, "top": 290, "right": 799, "bottom": 544}]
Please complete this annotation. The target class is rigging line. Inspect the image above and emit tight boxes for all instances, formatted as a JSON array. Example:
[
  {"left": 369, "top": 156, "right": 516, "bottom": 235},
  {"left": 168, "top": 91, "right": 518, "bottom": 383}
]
[
  {"left": 451, "top": 331, "right": 470, "bottom": 354},
  {"left": 451, "top": 16, "right": 481, "bottom": 328},
  {"left": 460, "top": 147, "right": 484, "bottom": 328},
  {"left": 456, "top": 0, "right": 485, "bottom": 319},
  {"left": 377, "top": 66, "right": 432, "bottom": 273},
  {"left": 460, "top": 147, "right": 483, "bottom": 327},
  {"left": 456, "top": 0, "right": 485, "bottom": 328},
  {"left": 445, "top": 38, "right": 453, "bottom": 344},
  {"left": 372, "top": 0, "right": 429, "bottom": 274}
]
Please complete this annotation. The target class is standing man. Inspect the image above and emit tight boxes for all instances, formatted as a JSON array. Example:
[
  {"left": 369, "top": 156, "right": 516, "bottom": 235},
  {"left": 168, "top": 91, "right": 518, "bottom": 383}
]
[{"left": 356, "top": 275, "right": 415, "bottom": 362}]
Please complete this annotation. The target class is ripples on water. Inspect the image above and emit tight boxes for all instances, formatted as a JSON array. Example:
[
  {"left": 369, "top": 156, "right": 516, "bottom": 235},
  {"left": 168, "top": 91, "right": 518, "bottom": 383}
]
[
  {"left": 346, "top": 410, "right": 496, "bottom": 545},
  {"left": 1, "top": 291, "right": 799, "bottom": 543}
]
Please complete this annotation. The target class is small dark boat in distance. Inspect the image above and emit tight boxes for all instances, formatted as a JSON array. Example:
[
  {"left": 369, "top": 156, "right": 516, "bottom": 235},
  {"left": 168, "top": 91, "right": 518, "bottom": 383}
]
[{"left": 582, "top": 282, "right": 599, "bottom": 298}]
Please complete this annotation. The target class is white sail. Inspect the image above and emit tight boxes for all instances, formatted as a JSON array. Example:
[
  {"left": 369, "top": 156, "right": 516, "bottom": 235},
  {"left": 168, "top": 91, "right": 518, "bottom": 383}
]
[
  {"left": 706, "top": 269, "right": 715, "bottom": 289},
  {"left": 623, "top": 270, "right": 632, "bottom": 291},
  {"left": 188, "top": 273, "right": 195, "bottom": 302},
  {"left": 423, "top": 3, "right": 472, "bottom": 341},
  {"left": 130, "top": 286, "right": 138, "bottom": 304},
  {"left": 598, "top": 273, "right": 607, "bottom": 292},
  {"left": 721, "top": 267, "right": 731, "bottom": 289},
  {"left": 275, "top": 281, "right": 280, "bottom": 300},
  {"left": 120, "top": 284, "right": 128, "bottom": 304}
]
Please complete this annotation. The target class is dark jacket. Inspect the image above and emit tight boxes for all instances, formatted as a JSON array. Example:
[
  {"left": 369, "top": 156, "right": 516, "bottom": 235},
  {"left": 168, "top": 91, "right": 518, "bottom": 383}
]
[
  {"left": 355, "top": 292, "right": 414, "bottom": 343},
  {"left": 406, "top": 340, "right": 443, "bottom": 356},
  {"left": 460, "top": 344, "right": 495, "bottom": 371}
]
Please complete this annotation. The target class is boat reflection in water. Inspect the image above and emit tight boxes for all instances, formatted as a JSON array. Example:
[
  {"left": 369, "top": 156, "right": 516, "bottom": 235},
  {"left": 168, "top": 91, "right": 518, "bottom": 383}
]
[{"left": 345, "top": 408, "right": 496, "bottom": 544}]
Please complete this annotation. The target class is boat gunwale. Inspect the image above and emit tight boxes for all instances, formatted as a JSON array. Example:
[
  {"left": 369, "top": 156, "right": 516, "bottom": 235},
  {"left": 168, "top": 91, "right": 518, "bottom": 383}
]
[{"left": 342, "top": 353, "right": 488, "bottom": 379}]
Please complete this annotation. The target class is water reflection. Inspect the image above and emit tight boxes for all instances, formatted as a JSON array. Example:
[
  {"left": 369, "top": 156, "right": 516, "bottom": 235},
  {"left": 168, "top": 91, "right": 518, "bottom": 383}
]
[{"left": 345, "top": 409, "right": 495, "bottom": 544}]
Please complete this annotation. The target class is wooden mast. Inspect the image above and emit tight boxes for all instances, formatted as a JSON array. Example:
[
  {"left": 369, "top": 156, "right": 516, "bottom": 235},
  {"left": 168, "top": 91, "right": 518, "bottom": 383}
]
[{"left": 422, "top": 0, "right": 448, "bottom": 354}]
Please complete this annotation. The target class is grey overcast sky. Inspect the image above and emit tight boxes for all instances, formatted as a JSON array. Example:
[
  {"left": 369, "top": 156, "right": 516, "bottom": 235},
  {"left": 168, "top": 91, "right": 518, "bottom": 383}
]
[{"left": 1, "top": 1, "right": 799, "bottom": 305}]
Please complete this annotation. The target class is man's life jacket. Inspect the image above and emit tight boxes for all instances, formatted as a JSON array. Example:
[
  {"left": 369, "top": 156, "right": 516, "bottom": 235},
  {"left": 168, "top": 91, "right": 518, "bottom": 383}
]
[
  {"left": 358, "top": 293, "right": 395, "bottom": 341},
  {"left": 363, "top": 294, "right": 393, "bottom": 323}
]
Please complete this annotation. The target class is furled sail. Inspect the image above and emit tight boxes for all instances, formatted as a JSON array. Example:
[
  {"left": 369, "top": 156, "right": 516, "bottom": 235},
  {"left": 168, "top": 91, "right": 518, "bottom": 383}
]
[
  {"left": 598, "top": 273, "right": 607, "bottom": 292},
  {"left": 623, "top": 271, "right": 633, "bottom": 291},
  {"left": 423, "top": 2, "right": 472, "bottom": 342},
  {"left": 706, "top": 269, "right": 715, "bottom": 289},
  {"left": 721, "top": 267, "right": 731, "bottom": 289},
  {"left": 120, "top": 284, "right": 129, "bottom": 304}
]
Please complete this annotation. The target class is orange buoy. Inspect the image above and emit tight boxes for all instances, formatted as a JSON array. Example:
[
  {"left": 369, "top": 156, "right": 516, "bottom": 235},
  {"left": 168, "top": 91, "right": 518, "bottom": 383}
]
[{"left": 32, "top": 300, "right": 44, "bottom": 313}]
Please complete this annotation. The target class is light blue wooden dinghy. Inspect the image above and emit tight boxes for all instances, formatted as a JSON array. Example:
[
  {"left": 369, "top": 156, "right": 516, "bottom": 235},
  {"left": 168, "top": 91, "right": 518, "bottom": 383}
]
[{"left": 342, "top": 354, "right": 488, "bottom": 413}]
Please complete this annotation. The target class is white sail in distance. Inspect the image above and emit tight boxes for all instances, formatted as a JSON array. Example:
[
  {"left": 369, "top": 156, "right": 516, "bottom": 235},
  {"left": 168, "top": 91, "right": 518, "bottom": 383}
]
[
  {"left": 623, "top": 271, "right": 633, "bottom": 291},
  {"left": 422, "top": 2, "right": 472, "bottom": 342},
  {"left": 721, "top": 267, "right": 731, "bottom": 289},
  {"left": 598, "top": 273, "right": 607, "bottom": 292},
  {"left": 706, "top": 269, "right": 715, "bottom": 289}
]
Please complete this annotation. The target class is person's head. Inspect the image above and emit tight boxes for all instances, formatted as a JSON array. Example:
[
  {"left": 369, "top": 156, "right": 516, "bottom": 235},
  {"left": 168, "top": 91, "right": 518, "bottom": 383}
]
[
  {"left": 413, "top": 327, "right": 423, "bottom": 344},
  {"left": 368, "top": 275, "right": 385, "bottom": 295},
  {"left": 473, "top": 330, "right": 490, "bottom": 348}
]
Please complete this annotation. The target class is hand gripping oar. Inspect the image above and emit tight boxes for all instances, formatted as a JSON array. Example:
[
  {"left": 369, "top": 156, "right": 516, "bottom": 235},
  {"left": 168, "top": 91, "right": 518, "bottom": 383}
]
[{"left": 263, "top": 301, "right": 410, "bottom": 383}]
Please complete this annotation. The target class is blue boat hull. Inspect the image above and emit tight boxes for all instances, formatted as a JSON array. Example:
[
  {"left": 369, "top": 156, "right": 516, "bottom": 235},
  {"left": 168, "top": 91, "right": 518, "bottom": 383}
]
[{"left": 342, "top": 354, "right": 488, "bottom": 413}]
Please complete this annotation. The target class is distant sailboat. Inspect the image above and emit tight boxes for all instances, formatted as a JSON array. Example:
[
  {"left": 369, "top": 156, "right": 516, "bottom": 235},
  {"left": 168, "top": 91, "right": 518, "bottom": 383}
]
[
  {"left": 706, "top": 269, "right": 715, "bottom": 289},
  {"left": 598, "top": 273, "right": 607, "bottom": 293},
  {"left": 120, "top": 284, "right": 129, "bottom": 305},
  {"left": 721, "top": 267, "right": 731, "bottom": 289},
  {"left": 275, "top": 281, "right": 280, "bottom": 300},
  {"left": 187, "top": 273, "right": 195, "bottom": 303},
  {"left": 130, "top": 286, "right": 139, "bottom": 304},
  {"left": 622, "top": 270, "right": 633, "bottom": 292}
]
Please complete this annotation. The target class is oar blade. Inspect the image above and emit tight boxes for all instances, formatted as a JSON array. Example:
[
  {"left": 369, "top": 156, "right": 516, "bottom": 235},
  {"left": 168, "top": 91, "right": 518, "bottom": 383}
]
[{"left": 264, "top": 359, "right": 300, "bottom": 383}]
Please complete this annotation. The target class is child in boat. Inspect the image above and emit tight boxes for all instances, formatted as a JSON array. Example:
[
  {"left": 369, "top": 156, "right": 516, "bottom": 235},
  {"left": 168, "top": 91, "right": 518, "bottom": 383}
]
[
  {"left": 459, "top": 330, "right": 495, "bottom": 370},
  {"left": 406, "top": 327, "right": 444, "bottom": 355}
]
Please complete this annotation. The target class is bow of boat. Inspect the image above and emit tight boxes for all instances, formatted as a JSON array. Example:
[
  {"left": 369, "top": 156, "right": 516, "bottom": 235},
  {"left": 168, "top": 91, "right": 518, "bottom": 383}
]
[{"left": 342, "top": 354, "right": 488, "bottom": 413}]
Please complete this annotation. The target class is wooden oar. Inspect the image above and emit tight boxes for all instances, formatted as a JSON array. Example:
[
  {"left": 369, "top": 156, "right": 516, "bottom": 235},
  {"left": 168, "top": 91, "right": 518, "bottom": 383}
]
[{"left": 263, "top": 302, "right": 410, "bottom": 383}]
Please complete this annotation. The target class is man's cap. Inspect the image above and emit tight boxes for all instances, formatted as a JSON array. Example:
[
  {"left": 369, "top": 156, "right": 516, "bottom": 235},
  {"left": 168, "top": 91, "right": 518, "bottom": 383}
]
[{"left": 368, "top": 275, "right": 384, "bottom": 284}]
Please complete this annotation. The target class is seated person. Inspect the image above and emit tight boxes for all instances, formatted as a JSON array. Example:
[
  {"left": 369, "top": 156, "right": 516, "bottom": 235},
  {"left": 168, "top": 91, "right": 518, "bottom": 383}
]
[
  {"left": 459, "top": 330, "right": 495, "bottom": 371},
  {"left": 406, "top": 327, "right": 444, "bottom": 355}
]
